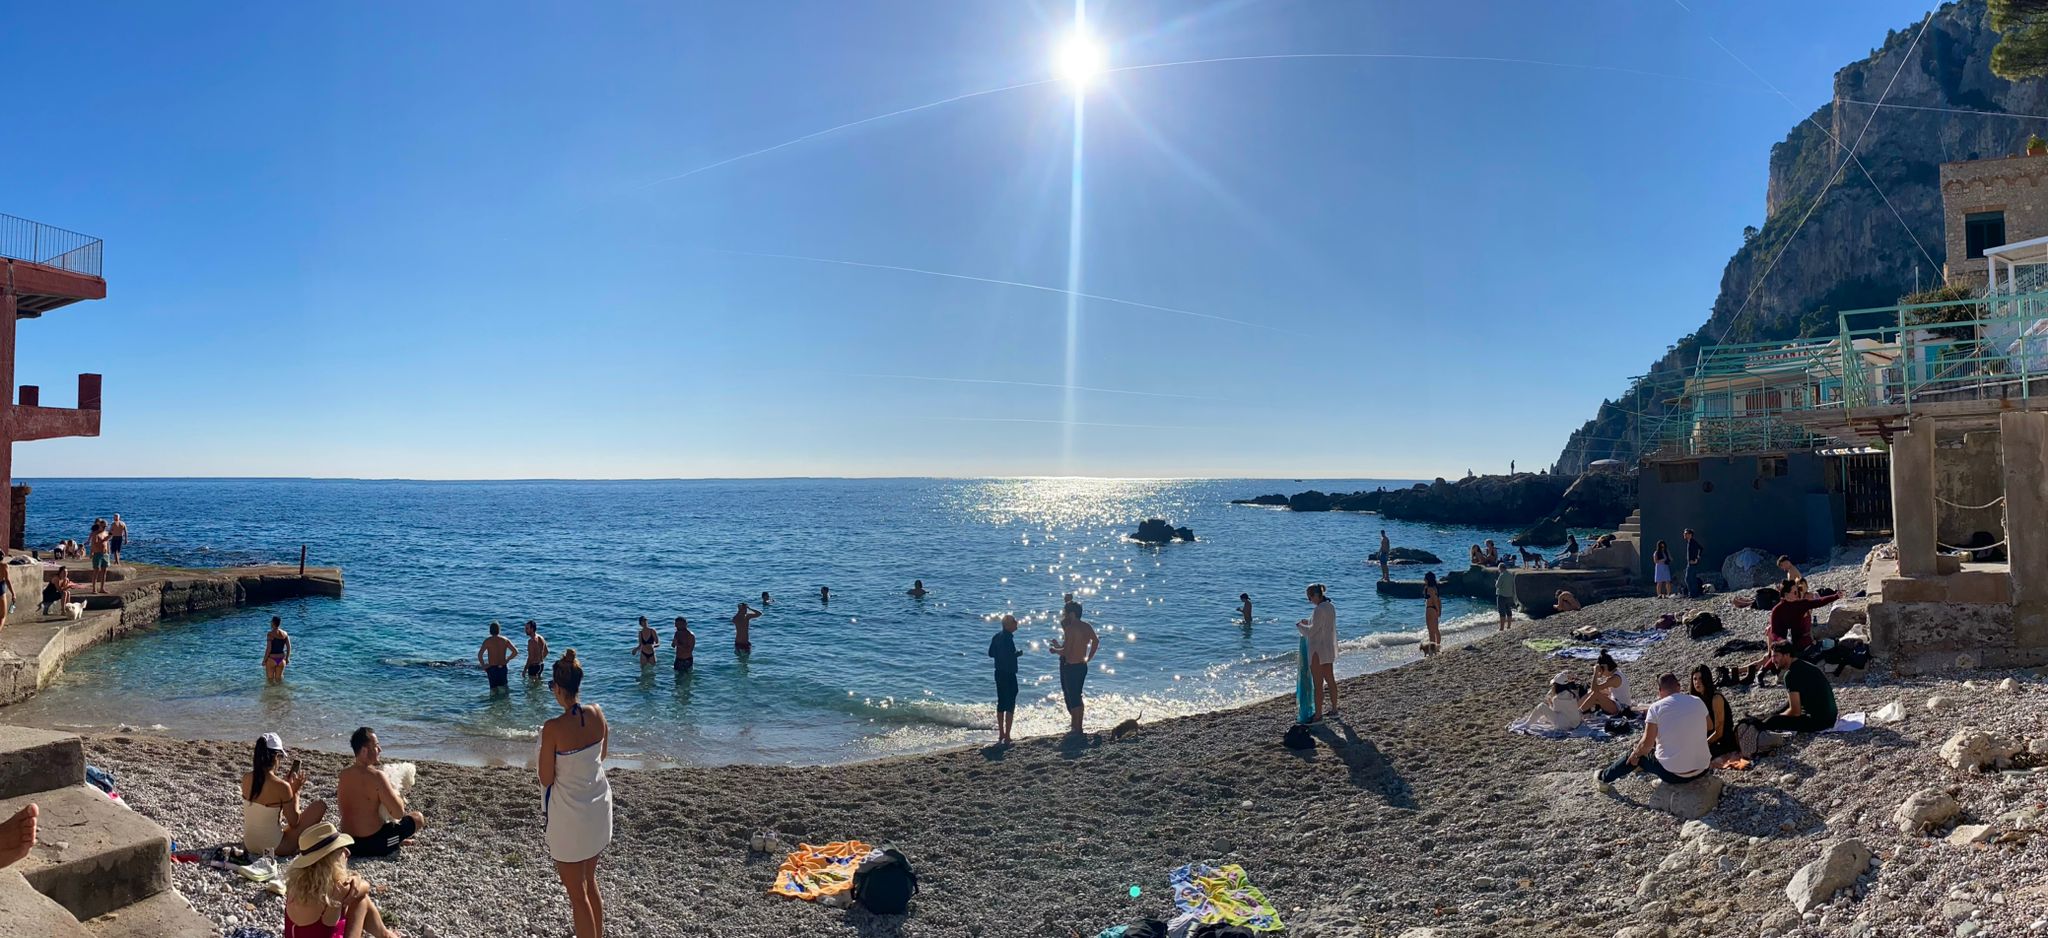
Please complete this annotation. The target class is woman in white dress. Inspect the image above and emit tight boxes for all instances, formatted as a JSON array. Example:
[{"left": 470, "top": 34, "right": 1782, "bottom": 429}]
[{"left": 539, "top": 650, "right": 611, "bottom": 938}]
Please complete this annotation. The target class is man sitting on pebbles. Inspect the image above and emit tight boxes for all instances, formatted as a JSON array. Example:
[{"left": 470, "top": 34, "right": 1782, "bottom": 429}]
[
  {"left": 338, "top": 727, "right": 428, "bottom": 859},
  {"left": 1596, "top": 672, "right": 1711, "bottom": 793},
  {"left": 1741, "top": 642, "right": 1838, "bottom": 734}
]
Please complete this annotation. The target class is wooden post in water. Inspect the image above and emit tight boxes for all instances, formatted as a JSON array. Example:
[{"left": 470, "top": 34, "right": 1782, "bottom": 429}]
[{"left": 298, "top": 545, "right": 307, "bottom": 595}]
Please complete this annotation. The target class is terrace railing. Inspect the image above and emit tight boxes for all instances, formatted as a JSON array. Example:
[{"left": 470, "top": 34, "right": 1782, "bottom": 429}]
[{"left": 0, "top": 213, "right": 102, "bottom": 277}]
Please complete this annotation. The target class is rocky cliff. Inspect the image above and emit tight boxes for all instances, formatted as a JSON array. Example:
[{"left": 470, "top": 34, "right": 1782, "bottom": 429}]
[{"left": 1555, "top": 0, "right": 2048, "bottom": 472}]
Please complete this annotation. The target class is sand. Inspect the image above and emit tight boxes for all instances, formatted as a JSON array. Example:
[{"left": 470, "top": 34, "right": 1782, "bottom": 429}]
[{"left": 74, "top": 553, "right": 2048, "bottom": 937}]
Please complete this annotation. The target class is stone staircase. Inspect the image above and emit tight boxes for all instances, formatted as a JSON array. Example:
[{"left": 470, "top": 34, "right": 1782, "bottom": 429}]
[
  {"left": 1616, "top": 509, "right": 1642, "bottom": 542},
  {"left": 0, "top": 726, "right": 211, "bottom": 938}
]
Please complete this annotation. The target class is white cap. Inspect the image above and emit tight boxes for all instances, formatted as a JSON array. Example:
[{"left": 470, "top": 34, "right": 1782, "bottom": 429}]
[{"left": 258, "top": 733, "right": 284, "bottom": 751}]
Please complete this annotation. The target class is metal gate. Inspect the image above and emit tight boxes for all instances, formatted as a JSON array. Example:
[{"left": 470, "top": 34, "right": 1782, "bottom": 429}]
[{"left": 1833, "top": 452, "right": 1892, "bottom": 534}]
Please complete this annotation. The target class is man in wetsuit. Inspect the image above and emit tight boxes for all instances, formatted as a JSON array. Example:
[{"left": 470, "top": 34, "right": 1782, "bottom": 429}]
[{"left": 476, "top": 621, "right": 518, "bottom": 689}]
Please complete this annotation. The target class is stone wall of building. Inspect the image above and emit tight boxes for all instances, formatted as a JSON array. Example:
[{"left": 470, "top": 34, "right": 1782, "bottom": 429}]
[
  {"left": 1936, "top": 431, "right": 2005, "bottom": 549},
  {"left": 1939, "top": 152, "right": 2048, "bottom": 286},
  {"left": 1638, "top": 451, "right": 1845, "bottom": 586}
]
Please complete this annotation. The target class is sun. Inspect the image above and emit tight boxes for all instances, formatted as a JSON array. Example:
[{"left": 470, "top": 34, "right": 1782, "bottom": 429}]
[{"left": 1054, "top": 32, "right": 1107, "bottom": 91}]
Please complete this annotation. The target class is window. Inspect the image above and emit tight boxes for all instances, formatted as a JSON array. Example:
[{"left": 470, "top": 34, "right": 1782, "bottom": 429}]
[
  {"left": 1966, "top": 211, "right": 2006, "bottom": 259},
  {"left": 1657, "top": 461, "right": 1700, "bottom": 484},
  {"left": 1758, "top": 455, "right": 1787, "bottom": 478}
]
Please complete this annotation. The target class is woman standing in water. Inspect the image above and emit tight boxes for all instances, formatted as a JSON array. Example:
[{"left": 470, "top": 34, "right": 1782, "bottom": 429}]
[
  {"left": 262, "top": 616, "right": 291, "bottom": 682},
  {"left": 1422, "top": 572, "right": 1442, "bottom": 656},
  {"left": 540, "top": 650, "right": 611, "bottom": 938},
  {"left": 633, "top": 617, "right": 659, "bottom": 666}
]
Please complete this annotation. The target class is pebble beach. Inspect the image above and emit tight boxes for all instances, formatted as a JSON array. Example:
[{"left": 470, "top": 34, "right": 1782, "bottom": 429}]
[{"left": 82, "top": 554, "right": 2048, "bottom": 938}]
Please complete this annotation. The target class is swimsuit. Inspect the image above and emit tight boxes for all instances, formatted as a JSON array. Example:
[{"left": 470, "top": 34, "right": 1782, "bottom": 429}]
[
  {"left": 524, "top": 662, "right": 543, "bottom": 679},
  {"left": 486, "top": 665, "right": 509, "bottom": 688},
  {"left": 284, "top": 911, "right": 346, "bottom": 938},
  {"left": 637, "top": 633, "right": 657, "bottom": 663},
  {"left": 673, "top": 656, "right": 693, "bottom": 671},
  {"left": 346, "top": 815, "right": 418, "bottom": 859},
  {"left": 268, "top": 636, "right": 288, "bottom": 665},
  {"left": 1059, "top": 661, "right": 1087, "bottom": 710}
]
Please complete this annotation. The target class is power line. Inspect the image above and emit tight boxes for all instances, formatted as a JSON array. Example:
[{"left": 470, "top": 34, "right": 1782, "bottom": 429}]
[{"left": 1838, "top": 99, "right": 2048, "bottom": 121}]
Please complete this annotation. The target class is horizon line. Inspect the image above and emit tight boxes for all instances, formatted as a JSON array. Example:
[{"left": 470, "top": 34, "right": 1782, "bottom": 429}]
[{"left": 11, "top": 473, "right": 1458, "bottom": 484}]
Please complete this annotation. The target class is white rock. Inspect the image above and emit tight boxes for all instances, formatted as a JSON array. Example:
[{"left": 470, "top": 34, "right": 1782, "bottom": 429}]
[
  {"left": 2000, "top": 678, "right": 2020, "bottom": 693},
  {"left": 1870, "top": 699, "right": 1908, "bottom": 725},
  {"left": 1927, "top": 696, "right": 1959, "bottom": 713},
  {"left": 1940, "top": 727, "right": 2021, "bottom": 772},
  {"left": 1894, "top": 788, "right": 1961, "bottom": 834},
  {"left": 1947, "top": 824, "right": 1995, "bottom": 846},
  {"left": 1785, "top": 839, "right": 1872, "bottom": 914}
]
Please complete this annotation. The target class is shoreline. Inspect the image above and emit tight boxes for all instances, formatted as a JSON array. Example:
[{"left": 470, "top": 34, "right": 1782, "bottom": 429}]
[{"left": 66, "top": 551, "right": 2048, "bottom": 937}]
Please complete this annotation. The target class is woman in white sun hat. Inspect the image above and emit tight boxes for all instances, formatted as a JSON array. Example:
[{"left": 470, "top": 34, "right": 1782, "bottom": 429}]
[{"left": 282, "top": 821, "right": 401, "bottom": 938}]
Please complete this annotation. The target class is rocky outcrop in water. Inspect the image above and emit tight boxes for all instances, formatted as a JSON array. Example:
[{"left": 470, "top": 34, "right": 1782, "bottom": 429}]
[
  {"left": 1129, "top": 519, "right": 1194, "bottom": 544},
  {"left": 1555, "top": 1, "right": 2048, "bottom": 472},
  {"left": 1236, "top": 473, "right": 1633, "bottom": 528}
]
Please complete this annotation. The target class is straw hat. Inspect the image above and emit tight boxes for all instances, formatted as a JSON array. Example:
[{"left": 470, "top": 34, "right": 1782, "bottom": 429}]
[{"left": 288, "top": 822, "right": 353, "bottom": 870}]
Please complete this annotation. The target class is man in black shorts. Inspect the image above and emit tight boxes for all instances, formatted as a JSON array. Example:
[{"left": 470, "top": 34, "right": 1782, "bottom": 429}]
[
  {"left": 1049, "top": 606, "right": 1098, "bottom": 735},
  {"left": 522, "top": 620, "right": 548, "bottom": 680},
  {"left": 336, "top": 727, "right": 427, "bottom": 858},
  {"left": 476, "top": 621, "right": 517, "bottom": 689}
]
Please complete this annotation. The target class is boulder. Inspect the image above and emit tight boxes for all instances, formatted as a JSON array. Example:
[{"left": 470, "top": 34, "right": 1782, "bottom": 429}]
[
  {"left": 1129, "top": 519, "right": 1194, "bottom": 544},
  {"left": 1946, "top": 823, "right": 1994, "bottom": 846},
  {"left": 1722, "top": 548, "right": 1779, "bottom": 590},
  {"left": 1784, "top": 839, "right": 1872, "bottom": 913},
  {"left": 1648, "top": 775, "right": 1724, "bottom": 819},
  {"left": 1286, "top": 490, "right": 1336, "bottom": 512},
  {"left": 1385, "top": 547, "right": 1442, "bottom": 564},
  {"left": 1893, "top": 788, "right": 1960, "bottom": 833},
  {"left": 1816, "top": 604, "right": 1867, "bottom": 641},
  {"left": 1939, "top": 728, "right": 2021, "bottom": 772},
  {"left": 1230, "top": 493, "right": 1289, "bottom": 507}
]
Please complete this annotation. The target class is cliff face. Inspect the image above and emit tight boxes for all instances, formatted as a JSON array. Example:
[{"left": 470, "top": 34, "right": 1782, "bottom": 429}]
[{"left": 1555, "top": 0, "right": 2048, "bottom": 472}]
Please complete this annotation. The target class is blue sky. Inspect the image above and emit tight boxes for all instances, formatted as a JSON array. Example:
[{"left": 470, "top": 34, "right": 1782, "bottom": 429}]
[{"left": 2, "top": 0, "right": 1935, "bottom": 479}]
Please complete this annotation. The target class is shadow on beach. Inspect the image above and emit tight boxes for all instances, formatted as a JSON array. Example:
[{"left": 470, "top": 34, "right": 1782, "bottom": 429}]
[{"left": 1295, "top": 720, "right": 1415, "bottom": 808}]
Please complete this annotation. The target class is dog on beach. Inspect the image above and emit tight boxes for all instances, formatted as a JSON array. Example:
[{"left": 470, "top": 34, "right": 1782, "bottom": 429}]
[
  {"left": 374, "top": 762, "right": 418, "bottom": 822},
  {"left": 62, "top": 601, "right": 85, "bottom": 620}
]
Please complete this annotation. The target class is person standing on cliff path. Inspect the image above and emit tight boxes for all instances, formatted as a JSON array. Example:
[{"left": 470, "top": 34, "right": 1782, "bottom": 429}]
[
  {"left": 86, "top": 519, "right": 111, "bottom": 593},
  {"left": 1379, "top": 530, "right": 1392, "bottom": 582},
  {"left": 477, "top": 620, "right": 518, "bottom": 690},
  {"left": 108, "top": 514, "right": 127, "bottom": 564}
]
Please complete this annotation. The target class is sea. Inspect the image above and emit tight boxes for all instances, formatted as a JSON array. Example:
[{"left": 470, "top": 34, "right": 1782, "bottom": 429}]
[{"left": 1, "top": 478, "right": 1528, "bottom": 767}]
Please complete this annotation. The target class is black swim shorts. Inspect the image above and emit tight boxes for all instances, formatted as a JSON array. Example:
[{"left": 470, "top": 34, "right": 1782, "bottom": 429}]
[
  {"left": 1059, "top": 662, "right": 1087, "bottom": 711},
  {"left": 486, "top": 665, "right": 509, "bottom": 688},
  {"left": 995, "top": 671, "right": 1018, "bottom": 713},
  {"left": 674, "top": 656, "right": 693, "bottom": 672},
  {"left": 524, "top": 662, "right": 542, "bottom": 679},
  {"left": 347, "top": 815, "right": 418, "bottom": 859}
]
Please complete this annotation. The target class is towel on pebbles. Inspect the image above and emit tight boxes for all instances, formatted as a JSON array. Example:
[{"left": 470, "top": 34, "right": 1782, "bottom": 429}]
[{"left": 1552, "top": 646, "right": 1647, "bottom": 662}]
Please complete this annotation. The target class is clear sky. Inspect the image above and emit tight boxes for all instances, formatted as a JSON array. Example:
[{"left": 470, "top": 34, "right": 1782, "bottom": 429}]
[{"left": 2, "top": 0, "right": 1936, "bottom": 479}]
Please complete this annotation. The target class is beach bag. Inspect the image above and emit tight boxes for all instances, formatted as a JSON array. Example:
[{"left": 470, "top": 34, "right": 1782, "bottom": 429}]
[
  {"left": 1685, "top": 612, "right": 1724, "bottom": 640},
  {"left": 1282, "top": 723, "right": 1315, "bottom": 751},
  {"left": 1822, "top": 638, "right": 1872, "bottom": 674},
  {"left": 1752, "top": 587, "right": 1781, "bottom": 611},
  {"left": 851, "top": 847, "right": 918, "bottom": 914}
]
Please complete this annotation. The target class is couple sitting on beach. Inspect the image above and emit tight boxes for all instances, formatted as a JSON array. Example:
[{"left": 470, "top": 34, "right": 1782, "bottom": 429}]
[
  {"left": 241, "top": 728, "right": 428, "bottom": 862},
  {"left": 1591, "top": 643, "right": 1839, "bottom": 796}
]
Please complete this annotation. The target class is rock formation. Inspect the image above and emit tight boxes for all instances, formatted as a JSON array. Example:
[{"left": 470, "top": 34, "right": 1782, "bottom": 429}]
[
  {"left": 1555, "top": 0, "right": 2048, "bottom": 472},
  {"left": 1129, "top": 519, "right": 1194, "bottom": 544}
]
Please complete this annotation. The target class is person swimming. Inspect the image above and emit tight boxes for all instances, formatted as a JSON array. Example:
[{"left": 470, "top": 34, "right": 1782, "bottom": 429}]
[
  {"left": 907, "top": 580, "right": 928, "bottom": 598},
  {"left": 634, "top": 617, "right": 658, "bottom": 665}
]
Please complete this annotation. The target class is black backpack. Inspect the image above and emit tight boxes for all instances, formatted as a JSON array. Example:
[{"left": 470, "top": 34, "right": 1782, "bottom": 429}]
[
  {"left": 1282, "top": 723, "right": 1315, "bottom": 750},
  {"left": 851, "top": 847, "right": 918, "bottom": 915},
  {"left": 1685, "top": 612, "right": 1725, "bottom": 640}
]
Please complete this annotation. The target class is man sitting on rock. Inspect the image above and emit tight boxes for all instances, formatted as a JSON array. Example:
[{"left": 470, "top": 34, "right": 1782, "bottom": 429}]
[
  {"left": 1596, "top": 672, "right": 1711, "bottom": 793},
  {"left": 1743, "top": 642, "right": 1837, "bottom": 734},
  {"left": 337, "top": 727, "right": 428, "bottom": 859}
]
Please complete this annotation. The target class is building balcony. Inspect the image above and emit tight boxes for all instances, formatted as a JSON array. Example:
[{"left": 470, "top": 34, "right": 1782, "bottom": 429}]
[{"left": 0, "top": 214, "right": 105, "bottom": 317}]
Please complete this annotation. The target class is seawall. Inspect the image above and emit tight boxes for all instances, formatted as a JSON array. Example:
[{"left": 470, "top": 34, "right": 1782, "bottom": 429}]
[{"left": 0, "top": 558, "right": 342, "bottom": 706}]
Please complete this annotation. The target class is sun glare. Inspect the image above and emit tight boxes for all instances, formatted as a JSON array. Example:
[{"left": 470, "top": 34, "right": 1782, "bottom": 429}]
[{"left": 1055, "top": 32, "right": 1107, "bottom": 91}]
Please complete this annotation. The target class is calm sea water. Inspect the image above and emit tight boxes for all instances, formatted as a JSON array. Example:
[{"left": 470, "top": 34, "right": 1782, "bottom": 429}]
[{"left": 2, "top": 478, "right": 1524, "bottom": 766}]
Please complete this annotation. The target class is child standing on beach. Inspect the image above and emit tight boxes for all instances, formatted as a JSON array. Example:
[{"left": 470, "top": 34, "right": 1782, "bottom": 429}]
[{"left": 988, "top": 614, "right": 1020, "bottom": 744}]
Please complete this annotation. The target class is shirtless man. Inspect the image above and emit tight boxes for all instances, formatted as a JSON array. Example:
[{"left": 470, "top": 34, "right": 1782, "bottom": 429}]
[
  {"left": 819, "top": 586, "right": 830, "bottom": 603},
  {"left": 108, "top": 514, "right": 128, "bottom": 564},
  {"left": 1049, "top": 607, "right": 1100, "bottom": 735},
  {"left": 87, "top": 520, "right": 112, "bottom": 593},
  {"left": 732, "top": 602, "right": 762, "bottom": 654},
  {"left": 1238, "top": 592, "right": 1253, "bottom": 626},
  {"left": 673, "top": 616, "right": 696, "bottom": 672},
  {"left": 476, "top": 621, "right": 518, "bottom": 690},
  {"left": 523, "top": 620, "right": 549, "bottom": 681},
  {"left": 1379, "top": 530, "right": 1392, "bottom": 582},
  {"left": 337, "top": 727, "right": 427, "bottom": 858},
  {"left": 907, "top": 579, "right": 928, "bottom": 598}
]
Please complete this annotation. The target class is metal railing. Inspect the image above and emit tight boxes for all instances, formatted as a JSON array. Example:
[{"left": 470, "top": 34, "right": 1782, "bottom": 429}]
[{"left": 0, "top": 213, "right": 102, "bottom": 277}]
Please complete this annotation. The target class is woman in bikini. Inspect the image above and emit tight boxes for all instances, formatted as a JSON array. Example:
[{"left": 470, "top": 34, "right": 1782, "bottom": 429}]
[
  {"left": 281, "top": 821, "right": 401, "bottom": 938},
  {"left": 263, "top": 616, "right": 291, "bottom": 683},
  {"left": 540, "top": 650, "right": 612, "bottom": 938},
  {"left": 1422, "top": 572, "right": 1442, "bottom": 656},
  {"left": 633, "top": 617, "right": 659, "bottom": 666}
]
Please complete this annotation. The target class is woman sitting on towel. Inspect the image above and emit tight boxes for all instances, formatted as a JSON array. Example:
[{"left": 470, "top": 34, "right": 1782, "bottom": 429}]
[
  {"left": 1525, "top": 672, "right": 1586, "bottom": 733},
  {"left": 1690, "top": 664, "right": 1739, "bottom": 765},
  {"left": 1579, "top": 650, "right": 1633, "bottom": 716}
]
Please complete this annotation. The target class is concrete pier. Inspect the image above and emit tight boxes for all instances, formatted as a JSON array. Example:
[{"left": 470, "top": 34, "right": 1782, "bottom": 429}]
[{"left": 0, "top": 557, "right": 342, "bottom": 706}]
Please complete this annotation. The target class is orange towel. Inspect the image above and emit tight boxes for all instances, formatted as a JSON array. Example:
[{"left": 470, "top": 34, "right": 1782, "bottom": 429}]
[{"left": 769, "top": 840, "right": 874, "bottom": 900}]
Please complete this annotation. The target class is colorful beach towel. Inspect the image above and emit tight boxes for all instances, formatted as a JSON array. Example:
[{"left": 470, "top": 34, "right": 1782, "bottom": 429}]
[
  {"left": 769, "top": 840, "right": 873, "bottom": 901},
  {"left": 1552, "top": 646, "right": 1647, "bottom": 662},
  {"left": 1521, "top": 638, "right": 1569, "bottom": 654},
  {"left": 1169, "top": 862, "right": 1283, "bottom": 932}
]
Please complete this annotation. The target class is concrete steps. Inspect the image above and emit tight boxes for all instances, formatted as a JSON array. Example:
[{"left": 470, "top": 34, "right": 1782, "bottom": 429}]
[{"left": 0, "top": 726, "right": 208, "bottom": 937}]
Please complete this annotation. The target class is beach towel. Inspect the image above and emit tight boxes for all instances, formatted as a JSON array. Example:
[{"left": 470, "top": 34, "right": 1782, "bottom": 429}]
[
  {"left": 1506, "top": 715, "right": 1611, "bottom": 740},
  {"left": 770, "top": 840, "right": 874, "bottom": 901},
  {"left": 1294, "top": 636, "right": 1313, "bottom": 725},
  {"left": 1596, "top": 629, "right": 1669, "bottom": 648},
  {"left": 1169, "top": 862, "right": 1283, "bottom": 932},
  {"left": 1821, "top": 712, "right": 1867, "bottom": 734},
  {"left": 1551, "top": 646, "right": 1646, "bottom": 662},
  {"left": 1521, "top": 638, "right": 1569, "bottom": 654}
]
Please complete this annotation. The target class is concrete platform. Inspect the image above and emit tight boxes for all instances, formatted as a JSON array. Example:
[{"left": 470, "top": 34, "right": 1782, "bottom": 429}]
[
  {"left": 0, "top": 869, "right": 91, "bottom": 938},
  {"left": 0, "top": 725, "right": 84, "bottom": 798},
  {"left": 0, "top": 785, "right": 171, "bottom": 920},
  {"left": 82, "top": 885, "right": 214, "bottom": 938}
]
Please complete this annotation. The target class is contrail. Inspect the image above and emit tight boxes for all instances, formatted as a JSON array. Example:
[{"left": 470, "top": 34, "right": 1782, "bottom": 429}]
[
  {"left": 645, "top": 53, "right": 1762, "bottom": 186},
  {"left": 719, "top": 249, "right": 1283, "bottom": 332},
  {"left": 920, "top": 415, "right": 1221, "bottom": 431},
  {"left": 847, "top": 372, "right": 1222, "bottom": 401}
]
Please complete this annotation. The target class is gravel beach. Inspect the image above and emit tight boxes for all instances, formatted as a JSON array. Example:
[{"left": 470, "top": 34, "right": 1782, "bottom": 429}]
[{"left": 77, "top": 554, "right": 2048, "bottom": 938}]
